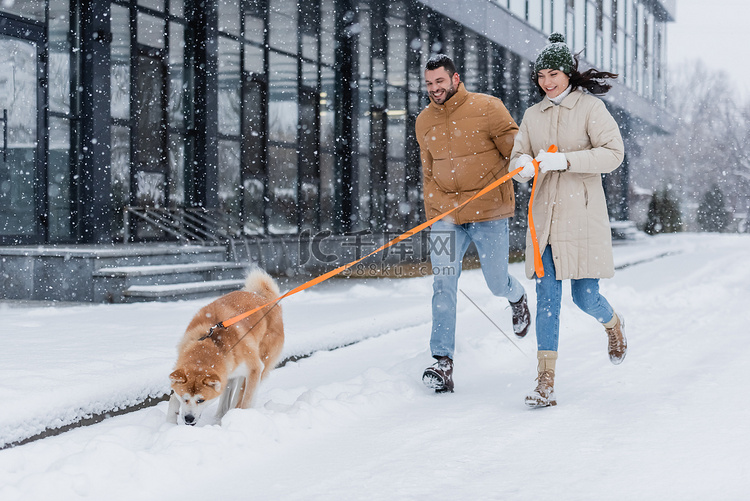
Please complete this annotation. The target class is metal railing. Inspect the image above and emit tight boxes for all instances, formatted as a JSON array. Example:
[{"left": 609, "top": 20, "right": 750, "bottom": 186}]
[{"left": 123, "top": 207, "right": 243, "bottom": 245}]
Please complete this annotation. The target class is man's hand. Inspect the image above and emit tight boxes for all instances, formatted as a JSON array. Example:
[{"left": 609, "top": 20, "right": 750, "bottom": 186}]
[
  {"left": 537, "top": 150, "right": 568, "bottom": 173},
  {"left": 514, "top": 154, "right": 536, "bottom": 178}
]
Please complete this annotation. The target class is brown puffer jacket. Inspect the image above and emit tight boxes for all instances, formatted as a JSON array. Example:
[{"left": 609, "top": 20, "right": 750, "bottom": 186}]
[{"left": 415, "top": 83, "right": 518, "bottom": 224}]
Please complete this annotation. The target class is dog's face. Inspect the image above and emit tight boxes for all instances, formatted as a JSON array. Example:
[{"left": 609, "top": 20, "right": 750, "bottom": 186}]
[{"left": 169, "top": 368, "right": 223, "bottom": 425}]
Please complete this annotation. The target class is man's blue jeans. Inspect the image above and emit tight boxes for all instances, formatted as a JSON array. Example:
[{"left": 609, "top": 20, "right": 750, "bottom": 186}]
[
  {"left": 429, "top": 218, "right": 525, "bottom": 359},
  {"left": 535, "top": 245, "right": 615, "bottom": 351}
]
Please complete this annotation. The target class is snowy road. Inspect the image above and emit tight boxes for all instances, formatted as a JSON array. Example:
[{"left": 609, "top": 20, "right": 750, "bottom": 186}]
[{"left": 1, "top": 233, "right": 748, "bottom": 500}]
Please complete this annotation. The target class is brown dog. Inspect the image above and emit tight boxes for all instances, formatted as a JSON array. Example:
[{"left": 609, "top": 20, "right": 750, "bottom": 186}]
[{"left": 167, "top": 269, "right": 284, "bottom": 425}]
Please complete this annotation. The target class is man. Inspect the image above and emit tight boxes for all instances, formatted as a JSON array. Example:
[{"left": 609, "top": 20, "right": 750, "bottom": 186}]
[{"left": 415, "top": 54, "right": 530, "bottom": 393}]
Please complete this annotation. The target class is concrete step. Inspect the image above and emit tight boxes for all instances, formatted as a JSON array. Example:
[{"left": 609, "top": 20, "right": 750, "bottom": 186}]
[
  {"left": 122, "top": 278, "right": 247, "bottom": 302},
  {"left": 0, "top": 244, "right": 231, "bottom": 302},
  {"left": 93, "top": 261, "right": 248, "bottom": 303}
]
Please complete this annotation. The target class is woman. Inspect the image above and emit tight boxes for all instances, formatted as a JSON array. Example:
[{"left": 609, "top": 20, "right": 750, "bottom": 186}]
[{"left": 511, "top": 33, "right": 627, "bottom": 408}]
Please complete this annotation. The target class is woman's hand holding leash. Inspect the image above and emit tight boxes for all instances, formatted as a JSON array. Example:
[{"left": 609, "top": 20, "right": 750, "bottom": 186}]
[{"left": 536, "top": 149, "right": 568, "bottom": 172}]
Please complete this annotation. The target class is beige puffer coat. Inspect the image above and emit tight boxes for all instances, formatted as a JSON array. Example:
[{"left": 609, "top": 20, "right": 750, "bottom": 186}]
[
  {"left": 511, "top": 89, "right": 624, "bottom": 280},
  {"left": 416, "top": 83, "right": 518, "bottom": 224}
]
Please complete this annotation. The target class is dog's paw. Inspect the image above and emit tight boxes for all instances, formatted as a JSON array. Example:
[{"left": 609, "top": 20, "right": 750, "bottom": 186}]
[{"left": 166, "top": 393, "right": 180, "bottom": 424}]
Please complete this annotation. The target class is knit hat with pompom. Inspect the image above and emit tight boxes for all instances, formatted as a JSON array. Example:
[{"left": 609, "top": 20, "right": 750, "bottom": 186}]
[{"left": 534, "top": 33, "right": 574, "bottom": 75}]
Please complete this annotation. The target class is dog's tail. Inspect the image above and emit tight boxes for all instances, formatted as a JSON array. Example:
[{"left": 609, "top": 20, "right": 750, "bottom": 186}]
[{"left": 243, "top": 268, "right": 281, "bottom": 300}]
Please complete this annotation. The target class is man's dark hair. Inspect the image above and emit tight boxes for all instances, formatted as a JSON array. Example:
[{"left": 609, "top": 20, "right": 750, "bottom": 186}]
[{"left": 425, "top": 54, "right": 457, "bottom": 76}]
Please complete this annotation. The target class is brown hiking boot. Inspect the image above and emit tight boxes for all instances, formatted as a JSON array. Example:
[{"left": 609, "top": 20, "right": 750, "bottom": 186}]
[
  {"left": 525, "top": 370, "right": 556, "bottom": 408},
  {"left": 510, "top": 294, "right": 531, "bottom": 338},
  {"left": 605, "top": 313, "right": 627, "bottom": 365},
  {"left": 422, "top": 356, "right": 454, "bottom": 393},
  {"left": 525, "top": 351, "right": 557, "bottom": 408}
]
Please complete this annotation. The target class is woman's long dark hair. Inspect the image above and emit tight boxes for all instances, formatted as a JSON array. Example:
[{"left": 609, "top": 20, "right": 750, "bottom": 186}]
[{"left": 535, "top": 53, "right": 618, "bottom": 97}]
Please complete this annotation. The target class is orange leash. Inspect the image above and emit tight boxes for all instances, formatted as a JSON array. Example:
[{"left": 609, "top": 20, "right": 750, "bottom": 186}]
[
  {"left": 216, "top": 164, "right": 526, "bottom": 331},
  {"left": 528, "top": 144, "right": 558, "bottom": 278}
]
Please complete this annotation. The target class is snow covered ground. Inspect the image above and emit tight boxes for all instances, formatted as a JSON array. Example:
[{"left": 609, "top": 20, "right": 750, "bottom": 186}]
[{"left": 1, "top": 233, "right": 748, "bottom": 500}]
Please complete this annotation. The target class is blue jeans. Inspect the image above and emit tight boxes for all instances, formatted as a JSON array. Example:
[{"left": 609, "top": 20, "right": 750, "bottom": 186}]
[
  {"left": 535, "top": 246, "right": 615, "bottom": 351},
  {"left": 429, "top": 218, "right": 525, "bottom": 359}
]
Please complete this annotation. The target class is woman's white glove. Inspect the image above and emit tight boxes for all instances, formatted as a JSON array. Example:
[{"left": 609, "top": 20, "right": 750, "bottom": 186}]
[
  {"left": 514, "top": 154, "right": 536, "bottom": 178},
  {"left": 537, "top": 150, "right": 568, "bottom": 173}
]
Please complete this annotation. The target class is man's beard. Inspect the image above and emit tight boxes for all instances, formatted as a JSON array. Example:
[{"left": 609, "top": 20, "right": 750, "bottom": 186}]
[{"left": 432, "top": 83, "right": 457, "bottom": 104}]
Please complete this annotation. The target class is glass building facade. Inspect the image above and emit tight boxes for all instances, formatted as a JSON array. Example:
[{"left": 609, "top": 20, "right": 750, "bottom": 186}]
[{"left": 0, "top": 0, "right": 674, "bottom": 246}]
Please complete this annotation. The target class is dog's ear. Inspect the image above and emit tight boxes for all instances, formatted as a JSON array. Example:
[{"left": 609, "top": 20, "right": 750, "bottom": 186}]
[
  {"left": 203, "top": 374, "right": 222, "bottom": 392},
  {"left": 170, "top": 369, "right": 187, "bottom": 385}
]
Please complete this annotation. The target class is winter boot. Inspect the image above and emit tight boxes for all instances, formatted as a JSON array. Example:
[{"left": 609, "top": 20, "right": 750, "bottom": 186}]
[
  {"left": 604, "top": 313, "right": 627, "bottom": 365},
  {"left": 509, "top": 294, "right": 531, "bottom": 338},
  {"left": 525, "top": 351, "right": 557, "bottom": 408},
  {"left": 422, "top": 356, "right": 454, "bottom": 393}
]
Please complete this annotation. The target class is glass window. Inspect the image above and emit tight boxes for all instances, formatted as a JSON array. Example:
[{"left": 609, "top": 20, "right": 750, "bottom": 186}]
[
  {"left": 300, "top": 1, "right": 319, "bottom": 61},
  {"left": 611, "top": 0, "right": 618, "bottom": 38},
  {"left": 387, "top": 3, "right": 407, "bottom": 87},
  {"left": 268, "top": 51, "right": 298, "bottom": 234},
  {"left": 168, "top": 133, "right": 185, "bottom": 206},
  {"left": 168, "top": 22, "right": 185, "bottom": 128},
  {"left": 602, "top": 15, "right": 612, "bottom": 71},
  {"left": 406, "top": 26, "right": 422, "bottom": 103},
  {"left": 268, "top": 52, "right": 298, "bottom": 144},
  {"left": 218, "top": 140, "right": 241, "bottom": 216},
  {"left": 319, "top": 66, "right": 335, "bottom": 230},
  {"left": 357, "top": 1, "right": 373, "bottom": 231},
  {"left": 617, "top": 28, "right": 626, "bottom": 78},
  {"left": 267, "top": 143, "right": 298, "bottom": 233},
  {"left": 0, "top": 0, "right": 44, "bottom": 21},
  {"left": 625, "top": 0, "right": 635, "bottom": 36},
  {"left": 244, "top": 44, "right": 264, "bottom": 75},
  {"left": 298, "top": 86, "right": 318, "bottom": 231},
  {"left": 111, "top": 5, "right": 131, "bottom": 120},
  {"left": 138, "top": 13, "right": 166, "bottom": 49},
  {"left": 139, "top": 0, "right": 165, "bottom": 12},
  {"left": 553, "top": 0, "right": 566, "bottom": 35},
  {"left": 320, "top": 0, "right": 335, "bottom": 66},
  {"left": 218, "top": 38, "right": 241, "bottom": 136},
  {"left": 542, "top": 0, "right": 553, "bottom": 33},
  {"left": 241, "top": 77, "right": 266, "bottom": 234},
  {"left": 111, "top": 125, "right": 131, "bottom": 210},
  {"left": 356, "top": 84, "right": 371, "bottom": 230},
  {"left": 269, "top": 0, "right": 298, "bottom": 54},
  {"left": 135, "top": 171, "right": 166, "bottom": 207},
  {"left": 358, "top": 3, "right": 371, "bottom": 79},
  {"left": 586, "top": 1, "right": 597, "bottom": 60},
  {"left": 463, "top": 33, "right": 480, "bottom": 92},
  {"left": 244, "top": 12, "right": 265, "bottom": 44},
  {"left": 565, "top": 7, "right": 574, "bottom": 48},
  {"left": 626, "top": 32, "right": 635, "bottom": 88},
  {"left": 528, "top": 0, "right": 543, "bottom": 30},
  {"left": 387, "top": 87, "right": 406, "bottom": 228},
  {"left": 574, "top": 0, "right": 585, "bottom": 53},
  {"left": 49, "top": 4, "right": 71, "bottom": 115},
  {"left": 509, "top": 0, "right": 526, "bottom": 19},
  {"left": 218, "top": 0, "right": 241, "bottom": 36},
  {"left": 302, "top": 60, "right": 317, "bottom": 87},
  {"left": 171, "top": 0, "right": 184, "bottom": 18},
  {"left": 48, "top": 116, "right": 71, "bottom": 241}
]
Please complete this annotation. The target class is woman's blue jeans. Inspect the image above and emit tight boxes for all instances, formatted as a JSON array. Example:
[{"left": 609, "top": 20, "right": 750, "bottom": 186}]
[
  {"left": 535, "top": 245, "right": 615, "bottom": 351},
  {"left": 429, "top": 218, "right": 525, "bottom": 359}
]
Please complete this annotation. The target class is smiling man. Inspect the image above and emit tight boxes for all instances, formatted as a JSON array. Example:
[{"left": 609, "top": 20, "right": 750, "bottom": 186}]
[{"left": 414, "top": 54, "right": 530, "bottom": 394}]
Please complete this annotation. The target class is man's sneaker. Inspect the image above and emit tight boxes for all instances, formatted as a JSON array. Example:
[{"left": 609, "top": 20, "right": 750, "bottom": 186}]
[
  {"left": 422, "top": 356, "right": 454, "bottom": 393},
  {"left": 605, "top": 314, "right": 627, "bottom": 365},
  {"left": 510, "top": 294, "right": 531, "bottom": 338}
]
